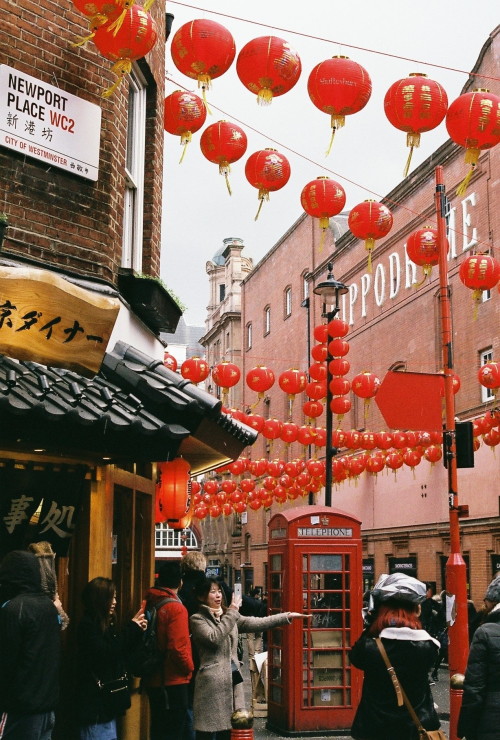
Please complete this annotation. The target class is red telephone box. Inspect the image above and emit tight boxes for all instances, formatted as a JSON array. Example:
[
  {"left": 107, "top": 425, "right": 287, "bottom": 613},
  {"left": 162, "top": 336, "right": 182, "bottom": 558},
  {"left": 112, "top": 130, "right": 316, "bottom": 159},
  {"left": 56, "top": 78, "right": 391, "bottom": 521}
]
[{"left": 267, "top": 506, "right": 363, "bottom": 735}]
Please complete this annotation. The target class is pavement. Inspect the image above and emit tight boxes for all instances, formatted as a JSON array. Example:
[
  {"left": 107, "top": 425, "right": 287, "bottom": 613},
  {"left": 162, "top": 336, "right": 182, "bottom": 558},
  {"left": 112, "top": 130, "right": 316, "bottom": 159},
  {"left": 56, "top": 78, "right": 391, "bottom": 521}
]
[{"left": 241, "top": 642, "right": 450, "bottom": 739}]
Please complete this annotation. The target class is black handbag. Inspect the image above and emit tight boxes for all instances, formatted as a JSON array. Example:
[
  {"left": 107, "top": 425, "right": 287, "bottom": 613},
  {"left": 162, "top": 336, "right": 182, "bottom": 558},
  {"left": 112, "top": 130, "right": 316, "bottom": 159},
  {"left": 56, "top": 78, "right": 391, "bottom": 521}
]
[
  {"left": 93, "top": 672, "right": 131, "bottom": 715},
  {"left": 231, "top": 660, "right": 244, "bottom": 686}
]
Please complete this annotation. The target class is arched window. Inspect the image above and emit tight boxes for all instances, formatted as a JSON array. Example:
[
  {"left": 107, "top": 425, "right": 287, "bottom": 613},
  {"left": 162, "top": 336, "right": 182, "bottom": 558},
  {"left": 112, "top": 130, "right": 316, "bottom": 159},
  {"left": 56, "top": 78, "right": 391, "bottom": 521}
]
[
  {"left": 246, "top": 322, "right": 252, "bottom": 350},
  {"left": 284, "top": 286, "right": 292, "bottom": 318},
  {"left": 264, "top": 305, "right": 271, "bottom": 336}
]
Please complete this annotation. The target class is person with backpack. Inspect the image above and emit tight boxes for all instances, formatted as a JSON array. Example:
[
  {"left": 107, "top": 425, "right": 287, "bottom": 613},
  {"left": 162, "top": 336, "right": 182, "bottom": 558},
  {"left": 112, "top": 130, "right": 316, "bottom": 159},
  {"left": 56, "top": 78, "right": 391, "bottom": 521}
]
[{"left": 143, "top": 561, "right": 194, "bottom": 740}]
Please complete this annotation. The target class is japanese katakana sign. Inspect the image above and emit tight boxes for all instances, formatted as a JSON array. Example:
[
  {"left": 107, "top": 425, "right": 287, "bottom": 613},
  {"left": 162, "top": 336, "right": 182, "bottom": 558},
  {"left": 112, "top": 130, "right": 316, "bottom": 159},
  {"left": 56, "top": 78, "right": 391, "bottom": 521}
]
[
  {"left": 0, "top": 461, "right": 87, "bottom": 556},
  {"left": 0, "top": 266, "right": 120, "bottom": 375},
  {"left": 0, "top": 64, "right": 101, "bottom": 180}
]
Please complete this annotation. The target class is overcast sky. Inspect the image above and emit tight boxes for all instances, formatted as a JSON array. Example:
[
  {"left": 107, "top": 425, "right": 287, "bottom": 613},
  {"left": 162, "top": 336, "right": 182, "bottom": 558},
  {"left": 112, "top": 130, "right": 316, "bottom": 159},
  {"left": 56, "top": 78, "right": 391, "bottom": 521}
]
[{"left": 161, "top": 1, "right": 499, "bottom": 326}]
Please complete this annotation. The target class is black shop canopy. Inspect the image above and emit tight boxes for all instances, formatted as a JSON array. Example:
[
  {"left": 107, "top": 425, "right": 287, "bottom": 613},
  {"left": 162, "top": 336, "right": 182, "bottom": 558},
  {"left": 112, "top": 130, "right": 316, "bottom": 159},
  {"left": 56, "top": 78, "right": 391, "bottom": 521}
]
[{"left": 0, "top": 341, "right": 257, "bottom": 473}]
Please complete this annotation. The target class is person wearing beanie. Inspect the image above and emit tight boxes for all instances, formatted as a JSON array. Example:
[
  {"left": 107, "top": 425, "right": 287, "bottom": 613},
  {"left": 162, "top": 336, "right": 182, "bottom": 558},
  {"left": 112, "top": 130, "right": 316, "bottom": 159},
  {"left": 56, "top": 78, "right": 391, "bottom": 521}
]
[{"left": 458, "top": 576, "right": 500, "bottom": 739}]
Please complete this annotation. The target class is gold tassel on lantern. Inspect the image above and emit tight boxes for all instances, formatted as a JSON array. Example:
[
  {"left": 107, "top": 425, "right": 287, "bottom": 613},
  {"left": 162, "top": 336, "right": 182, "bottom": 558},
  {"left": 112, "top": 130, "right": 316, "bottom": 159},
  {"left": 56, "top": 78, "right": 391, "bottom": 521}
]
[
  {"left": 365, "top": 237, "right": 375, "bottom": 273},
  {"left": 255, "top": 189, "right": 270, "bottom": 221},
  {"left": 102, "top": 59, "right": 132, "bottom": 98},
  {"left": 179, "top": 131, "right": 192, "bottom": 164},
  {"left": 326, "top": 114, "right": 345, "bottom": 156},
  {"left": 318, "top": 216, "right": 330, "bottom": 253},
  {"left": 257, "top": 87, "right": 273, "bottom": 106},
  {"left": 219, "top": 160, "right": 232, "bottom": 196},
  {"left": 404, "top": 132, "right": 421, "bottom": 177},
  {"left": 456, "top": 148, "right": 480, "bottom": 196},
  {"left": 197, "top": 76, "right": 213, "bottom": 115}
]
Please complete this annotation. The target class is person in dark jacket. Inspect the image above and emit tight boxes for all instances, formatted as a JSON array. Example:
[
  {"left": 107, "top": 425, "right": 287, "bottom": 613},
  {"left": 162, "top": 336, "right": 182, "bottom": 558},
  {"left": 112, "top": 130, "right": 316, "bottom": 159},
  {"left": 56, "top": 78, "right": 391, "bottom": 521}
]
[
  {"left": 350, "top": 572, "right": 441, "bottom": 740},
  {"left": 143, "top": 561, "right": 194, "bottom": 740},
  {"left": 76, "top": 577, "right": 147, "bottom": 740},
  {"left": 0, "top": 549, "right": 61, "bottom": 740},
  {"left": 458, "top": 575, "right": 500, "bottom": 740}
]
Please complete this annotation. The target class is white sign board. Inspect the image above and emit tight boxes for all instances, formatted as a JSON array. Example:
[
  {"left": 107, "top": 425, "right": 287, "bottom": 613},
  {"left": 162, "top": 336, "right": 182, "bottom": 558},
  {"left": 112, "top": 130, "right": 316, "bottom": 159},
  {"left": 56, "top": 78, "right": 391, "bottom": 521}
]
[{"left": 0, "top": 65, "right": 101, "bottom": 181}]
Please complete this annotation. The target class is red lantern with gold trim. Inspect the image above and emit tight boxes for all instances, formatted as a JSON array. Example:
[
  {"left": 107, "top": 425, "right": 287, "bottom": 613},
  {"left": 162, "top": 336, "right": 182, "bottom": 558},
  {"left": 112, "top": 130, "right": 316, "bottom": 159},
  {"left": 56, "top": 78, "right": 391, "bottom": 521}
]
[
  {"left": 236, "top": 35, "right": 301, "bottom": 105},
  {"left": 200, "top": 121, "right": 248, "bottom": 195},
  {"left": 307, "top": 56, "right": 372, "bottom": 154},
  {"left": 366, "top": 451, "right": 386, "bottom": 474},
  {"left": 181, "top": 356, "right": 209, "bottom": 384},
  {"left": 92, "top": 6, "right": 157, "bottom": 96},
  {"left": 351, "top": 372, "right": 380, "bottom": 399},
  {"left": 459, "top": 253, "right": 500, "bottom": 311},
  {"left": 246, "top": 365, "right": 275, "bottom": 406},
  {"left": 280, "top": 422, "right": 299, "bottom": 445},
  {"left": 245, "top": 148, "right": 291, "bottom": 220},
  {"left": 164, "top": 90, "right": 206, "bottom": 163},
  {"left": 303, "top": 400, "right": 324, "bottom": 420},
  {"left": 311, "top": 344, "right": 328, "bottom": 362},
  {"left": 406, "top": 226, "right": 448, "bottom": 284},
  {"left": 212, "top": 361, "right": 241, "bottom": 404},
  {"left": 424, "top": 444, "right": 442, "bottom": 464},
  {"left": 328, "top": 339, "right": 349, "bottom": 357},
  {"left": 301, "top": 177, "right": 346, "bottom": 248},
  {"left": 163, "top": 351, "right": 177, "bottom": 372},
  {"left": 278, "top": 369, "right": 307, "bottom": 398},
  {"left": 446, "top": 88, "right": 500, "bottom": 195},
  {"left": 305, "top": 381, "right": 326, "bottom": 401},
  {"left": 329, "top": 358, "right": 350, "bottom": 376},
  {"left": 309, "top": 363, "right": 327, "bottom": 382},
  {"left": 170, "top": 19, "right": 236, "bottom": 95},
  {"left": 327, "top": 318, "right": 349, "bottom": 338},
  {"left": 384, "top": 73, "right": 448, "bottom": 176},
  {"left": 155, "top": 457, "right": 191, "bottom": 525},
  {"left": 313, "top": 324, "right": 329, "bottom": 343},
  {"left": 348, "top": 200, "right": 393, "bottom": 272},
  {"left": 329, "top": 377, "right": 350, "bottom": 396},
  {"left": 478, "top": 361, "right": 500, "bottom": 390},
  {"left": 330, "top": 396, "right": 351, "bottom": 423}
]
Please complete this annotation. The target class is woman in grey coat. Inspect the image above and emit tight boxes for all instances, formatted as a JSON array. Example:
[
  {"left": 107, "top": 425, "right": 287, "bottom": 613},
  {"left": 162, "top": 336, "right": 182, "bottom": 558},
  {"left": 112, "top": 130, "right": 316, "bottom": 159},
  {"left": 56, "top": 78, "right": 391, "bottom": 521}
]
[{"left": 190, "top": 577, "right": 305, "bottom": 740}]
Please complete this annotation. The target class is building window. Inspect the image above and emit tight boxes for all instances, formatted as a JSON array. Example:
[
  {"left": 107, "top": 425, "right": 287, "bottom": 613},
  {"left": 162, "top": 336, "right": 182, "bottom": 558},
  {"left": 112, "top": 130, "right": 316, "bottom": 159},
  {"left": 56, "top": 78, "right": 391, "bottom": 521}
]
[
  {"left": 246, "top": 322, "right": 252, "bottom": 350},
  {"left": 480, "top": 347, "right": 494, "bottom": 403},
  {"left": 264, "top": 305, "right": 271, "bottom": 336},
  {"left": 155, "top": 523, "right": 198, "bottom": 549},
  {"left": 219, "top": 284, "right": 226, "bottom": 302},
  {"left": 302, "top": 272, "right": 310, "bottom": 300},
  {"left": 284, "top": 286, "right": 292, "bottom": 318},
  {"left": 122, "top": 67, "right": 146, "bottom": 272}
]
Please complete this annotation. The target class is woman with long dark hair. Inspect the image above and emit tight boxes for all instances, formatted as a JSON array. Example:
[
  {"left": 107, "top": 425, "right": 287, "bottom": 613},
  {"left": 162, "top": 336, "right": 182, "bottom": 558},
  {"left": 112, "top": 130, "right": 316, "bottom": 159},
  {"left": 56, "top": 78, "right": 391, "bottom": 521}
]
[
  {"left": 350, "top": 573, "right": 442, "bottom": 740},
  {"left": 75, "top": 577, "right": 147, "bottom": 740}
]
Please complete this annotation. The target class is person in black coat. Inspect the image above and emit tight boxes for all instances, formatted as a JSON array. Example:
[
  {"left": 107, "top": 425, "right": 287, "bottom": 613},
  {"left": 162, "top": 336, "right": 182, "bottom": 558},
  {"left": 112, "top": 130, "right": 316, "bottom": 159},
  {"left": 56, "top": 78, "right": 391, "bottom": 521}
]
[
  {"left": 0, "top": 550, "right": 61, "bottom": 740},
  {"left": 458, "top": 576, "right": 500, "bottom": 740},
  {"left": 75, "top": 577, "right": 147, "bottom": 740},
  {"left": 350, "top": 573, "right": 441, "bottom": 740}
]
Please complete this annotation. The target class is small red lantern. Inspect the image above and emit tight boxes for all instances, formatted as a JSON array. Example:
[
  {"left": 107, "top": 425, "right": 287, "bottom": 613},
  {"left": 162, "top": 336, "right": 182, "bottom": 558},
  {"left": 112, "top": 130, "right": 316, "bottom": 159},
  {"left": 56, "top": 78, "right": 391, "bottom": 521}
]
[
  {"left": 348, "top": 200, "right": 393, "bottom": 272},
  {"left": 92, "top": 6, "right": 157, "bottom": 96},
  {"left": 327, "top": 318, "right": 349, "bottom": 338},
  {"left": 360, "top": 432, "right": 377, "bottom": 450},
  {"left": 305, "top": 381, "right": 326, "bottom": 401},
  {"left": 329, "top": 358, "right": 350, "bottom": 376},
  {"left": 329, "top": 377, "right": 351, "bottom": 396},
  {"left": 351, "top": 372, "right": 380, "bottom": 399},
  {"left": 484, "top": 428, "right": 500, "bottom": 447},
  {"left": 245, "top": 414, "right": 265, "bottom": 433},
  {"left": 459, "top": 253, "right": 500, "bottom": 311},
  {"left": 262, "top": 418, "right": 283, "bottom": 440},
  {"left": 164, "top": 90, "right": 207, "bottom": 163},
  {"left": 267, "top": 459, "right": 284, "bottom": 477},
  {"left": 402, "top": 448, "right": 422, "bottom": 471},
  {"left": 212, "top": 361, "right": 241, "bottom": 404},
  {"left": 307, "top": 56, "right": 372, "bottom": 153},
  {"left": 181, "top": 356, "right": 209, "bottom": 384},
  {"left": 311, "top": 344, "right": 328, "bottom": 362},
  {"left": 384, "top": 73, "right": 448, "bottom": 176},
  {"left": 386, "top": 451, "right": 403, "bottom": 471},
  {"left": 392, "top": 431, "right": 408, "bottom": 449},
  {"left": 245, "top": 148, "right": 291, "bottom": 220},
  {"left": 366, "top": 452, "right": 386, "bottom": 474},
  {"left": 278, "top": 369, "right": 307, "bottom": 398},
  {"left": 478, "top": 361, "right": 500, "bottom": 390},
  {"left": 236, "top": 36, "right": 301, "bottom": 105},
  {"left": 301, "top": 177, "right": 346, "bottom": 248},
  {"left": 155, "top": 458, "right": 191, "bottom": 525},
  {"left": 424, "top": 445, "right": 443, "bottom": 464},
  {"left": 446, "top": 89, "right": 500, "bottom": 195},
  {"left": 328, "top": 339, "right": 349, "bottom": 357},
  {"left": 200, "top": 121, "right": 248, "bottom": 195},
  {"left": 303, "top": 400, "right": 324, "bottom": 420},
  {"left": 375, "top": 431, "right": 393, "bottom": 450},
  {"left": 246, "top": 365, "right": 275, "bottom": 404},
  {"left": 330, "top": 396, "right": 351, "bottom": 423},
  {"left": 344, "top": 430, "right": 361, "bottom": 449},
  {"left": 170, "top": 19, "right": 236, "bottom": 95},
  {"left": 313, "top": 324, "right": 329, "bottom": 343},
  {"left": 163, "top": 351, "right": 177, "bottom": 372},
  {"left": 297, "top": 425, "right": 316, "bottom": 446},
  {"left": 309, "top": 363, "right": 327, "bottom": 382},
  {"left": 406, "top": 226, "right": 448, "bottom": 284},
  {"left": 280, "top": 422, "right": 299, "bottom": 445}
]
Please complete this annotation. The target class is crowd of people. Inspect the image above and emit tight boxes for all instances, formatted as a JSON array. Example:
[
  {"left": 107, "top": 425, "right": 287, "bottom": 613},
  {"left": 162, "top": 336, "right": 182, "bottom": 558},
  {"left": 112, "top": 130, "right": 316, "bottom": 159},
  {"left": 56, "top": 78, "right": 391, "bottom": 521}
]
[{"left": 2, "top": 544, "right": 500, "bottom": 740}]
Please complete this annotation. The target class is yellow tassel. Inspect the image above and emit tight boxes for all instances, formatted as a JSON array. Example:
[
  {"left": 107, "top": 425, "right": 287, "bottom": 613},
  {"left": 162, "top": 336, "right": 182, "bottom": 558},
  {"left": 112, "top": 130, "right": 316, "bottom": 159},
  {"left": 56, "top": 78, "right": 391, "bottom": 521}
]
[
  {"left": 403, "top": 145, "right": 414, "bottom": 178},
  {"left": 224, "top": 172, "right": 232, "bottom": 196},
  {"left": 318, "top": 227, "right": 326, "bottom": 253},
  {"left": 325, "top": 127, "right": 336, "bottom": 157},
  {"left": 366, "top": 238, "right": 375, "bottom": 273},
  {"left": 179, "top": 132, "right": 191, "bottom": 164},
  {"left": 101, "top": 59, "right": 132, "bottom": 97},
  {"left": 199, "top": 84, "right": 212, "bottom": 115},
  {"left": 412, "top": 264, "right": 432, "bottom": 288},
  {"left": 472, "top": 291, "right": 481, "bottom": 320},
  {"left": 107, "top": 7, "right": 127, "bottom": 36},
  {"left": 254, "top": 190, "right": 269, "bottom": 221},
  {"left": 257, "top": 88, "right": 273, "bottom": 106},
  {"left": 143, "top": 0, "right": 155, "bottom": 9},
  {"left": 456, "top": 164, "right": 475, "bottom": 197},
  {"left": 72, "top": 31, "right": 95, "bottom": 47}
]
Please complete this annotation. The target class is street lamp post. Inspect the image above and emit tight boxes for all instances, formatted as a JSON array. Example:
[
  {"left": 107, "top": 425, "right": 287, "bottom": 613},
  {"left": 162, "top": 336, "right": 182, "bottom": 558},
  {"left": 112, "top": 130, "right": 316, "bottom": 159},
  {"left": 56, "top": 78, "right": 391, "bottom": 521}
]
[{"left": 313, "top": 263, "right": 349, "bottom": 507}]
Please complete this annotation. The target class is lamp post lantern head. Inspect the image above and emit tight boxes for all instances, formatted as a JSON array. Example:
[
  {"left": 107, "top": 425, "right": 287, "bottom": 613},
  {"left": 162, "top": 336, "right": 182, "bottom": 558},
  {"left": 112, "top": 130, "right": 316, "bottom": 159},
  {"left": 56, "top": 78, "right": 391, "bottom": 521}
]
[{"left": 313, "top": 262, "right": 348, "bottom": 318}]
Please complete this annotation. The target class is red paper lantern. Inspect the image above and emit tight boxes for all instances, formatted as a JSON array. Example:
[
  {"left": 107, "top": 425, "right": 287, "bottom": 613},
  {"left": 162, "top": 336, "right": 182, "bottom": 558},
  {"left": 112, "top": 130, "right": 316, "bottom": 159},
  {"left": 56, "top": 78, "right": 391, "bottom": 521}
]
[
  {"left": 392, "top": 431, "right": 408, "bottom": 449},
  {"left": 327, "top": 318, "right": 349, "bottom": 338},
  {"left": 329, "top": 358, "right": 350, "bottom": 376},
  {"left": 93, "top": 6, "right": 157, "bottom": 96},
  {"left": 305, "top": 381, "right": 326, "bottom": 401},
  {"left": 478, "top": 361, "right": 500, "bottom": 390},
  {"left": 384, "top": 73, "right": 448, "bottom": 176},
  {"left": 307, "top": 56, "right": 372, "bottom": 153},
  {"left": 446, "top": 88, "right": 500, "bottom": 195},
  {"left": 366, "top": 452, "right": 386, "bottom": 474},
  {"left": 278, "top": 369, "right": 307, "bottom": 398},
  {"left": 484, "top": 428, "right": 500, "bottom": 447},
  {"left": 328, "top": 339, "right": 349, "bottom": 357},
  {"left": 181, "top": 356, "right": 209, "bottom": 384},
  {"left": 348, "top": 200, "right": 393, "bottom": 271},
  {"left": 170, "top": 19, "right": 236, "bottom": 93},
  {"left": 221, "top": 479, "right": 237, "bottom": 495},
  {"left": 332, "top": 429, "right": 346, "bottom": 447},
  {"left": 236, "top": 35, "right": 301, "bottom": 104},
  {"left": 330, "top": 396, "right": 351, "bottom": 419},
  {"left": 249, "top": 459, "right": 267, "bottom": 477},
  {"left": 351, "top": 372, "right": 380, "bottom": 399},
  {"left": 385, "top": 451, "right": 403, "bottom": 471},
  {"left": 313, "top": 324, "right": 329, "bottom": 343},
  {"left": 262, "top": 418, "right": 283, "bottom": 440},
  {"left": 329, "top": 377, "right": 351, "bottom": 396},
  {"left": 240, "top": 478, "right": 255, "bottom": 493},
  {"left": 343, "top": 430, "right": 361, "bottom": 449},
  {"left": 424, "top": 445, "right": 443, "bottom": 464},
  {"left": 72, "top": 0, "right": 125, "bottom": 17},
  {"left": 459, "top": 253, "right": 500, "bottom": 308},
  {"left": 164, "top": 90, "right": 207, "bottom": 163},
  {"left": 309, "top": 363, "right": 327, "bottom": 382},
  {"left": 360, "top": 432, "right": 377, "bottom": 450},
  {"left": 163, "top": 351, "right": 177, "bottom": 372},
  {"left": 303, "top": 400, "right": 324, "bottom": 419},
  {"left": 406, "top": 226, "right": 448, "bottom": 283},
  {"left": 284, "top": 461, "right": 300, "bottom": 478},
  {"left": 280, "top": 422, "right": 299, "bottom": 444},
  {"left": 402, "top": 448, "right": 422, "bottom": 469},
  {"left": 297, "top": 425, "right": 316, "bottom": 446},
  {"left": 200, "top": 121, "right": 248, "bottom": 195},
  {"left": 155, "top": 457, "right": 190, "bottom": 524},
  {"left": 245, "top": 148, "right": 291, "bottom": 220},
  {"left": 228, "top": 459, "right": 246, "bottom": 476},
  {"left": 245, "top": 414, "right": 265, "bottom": 433},
  {"left": 246, "top": 365, "right": 275, "bottom": 401},
  {"left": 212, "top": 361, "right": 241, "bottom": 389},
  {"left": 267, "top": 459, "right": 284, "bottom": 477},
  {"left": 311, "top": 344, "right": 328, "bottom": 362},
  {"left": 313, "top": 427, "right": 327, "bottom": 447},
  {"left": 194, "top": 504, "right": 208, "bottom": 520},
  {"left": 301, "top": 177, "right": 346, "bottom": 245}
]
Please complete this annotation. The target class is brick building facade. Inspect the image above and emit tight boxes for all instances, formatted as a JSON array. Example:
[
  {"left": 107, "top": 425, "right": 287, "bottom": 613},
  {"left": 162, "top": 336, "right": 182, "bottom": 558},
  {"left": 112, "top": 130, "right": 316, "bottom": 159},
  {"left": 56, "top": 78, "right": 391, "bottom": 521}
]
[{"left": 200, "top": 27, "right": 500, "bottom": 606}]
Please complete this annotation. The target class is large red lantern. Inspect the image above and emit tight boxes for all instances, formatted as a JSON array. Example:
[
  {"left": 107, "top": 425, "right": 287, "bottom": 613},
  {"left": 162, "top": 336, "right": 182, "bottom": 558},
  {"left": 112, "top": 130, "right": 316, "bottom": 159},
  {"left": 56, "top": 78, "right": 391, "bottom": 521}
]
[
  {"left": 478, "top": 361, "right": 500, "bottom": 390},
  {"left": 446, "top": 89, "right": 500, "bottom": 195},
  {"left": 236, "top": 36, "right": 301, "bottom": 105},
  {"left": 424, "top": 445, "right": 443, "bottom": 464},
  {"left": 200, "top": 121, "right": 248, "bottom": 195},
  {"left": 307, "top": 56, "right": 372, "bottom": 153},
  {"left": 348, "top": 200, "right": 393, "bottom": 271},
  {"left": 313, "top": 324, "right": 329, "bottom": 343},
  {"left": 155, "top": 458, "right": 190, "bottom": 525},
  {"left": 245, "top": 414, "right": 265, "bottom": 433},
  {"left": 93, "top": 6, "right": 157, "bottom": 96},
  {"left": 300, "top": 177, "right": 346, "bottom": 248},
  {"left": 170, "top": 19, "right": 236, "bottom": 95},
  {"left": 351, "top": 372, "right": 380, "bottom": 399},
  {"left": 459, "top": 253, "right": 500, "bottom": 310},
  {"left": 384, "top": 73, "right": 448, "bottom": 176},
  {"left": 181, "top": 356, "right": 210, "bottom": 384},
  {"left": 278, "top": 369, "right": 307, "bottom": 398},
  {"left": 406, "top": 226, "right": 448, "bottom": 283},
  {"left": 246, "top": 365, "right": 275, "bottom": 406},
  {"left": 245, "top": 148, "right": 291, "bottom": 220},
  {"left": 164, "top": 90, "right": 207, "bottom": 163}
]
